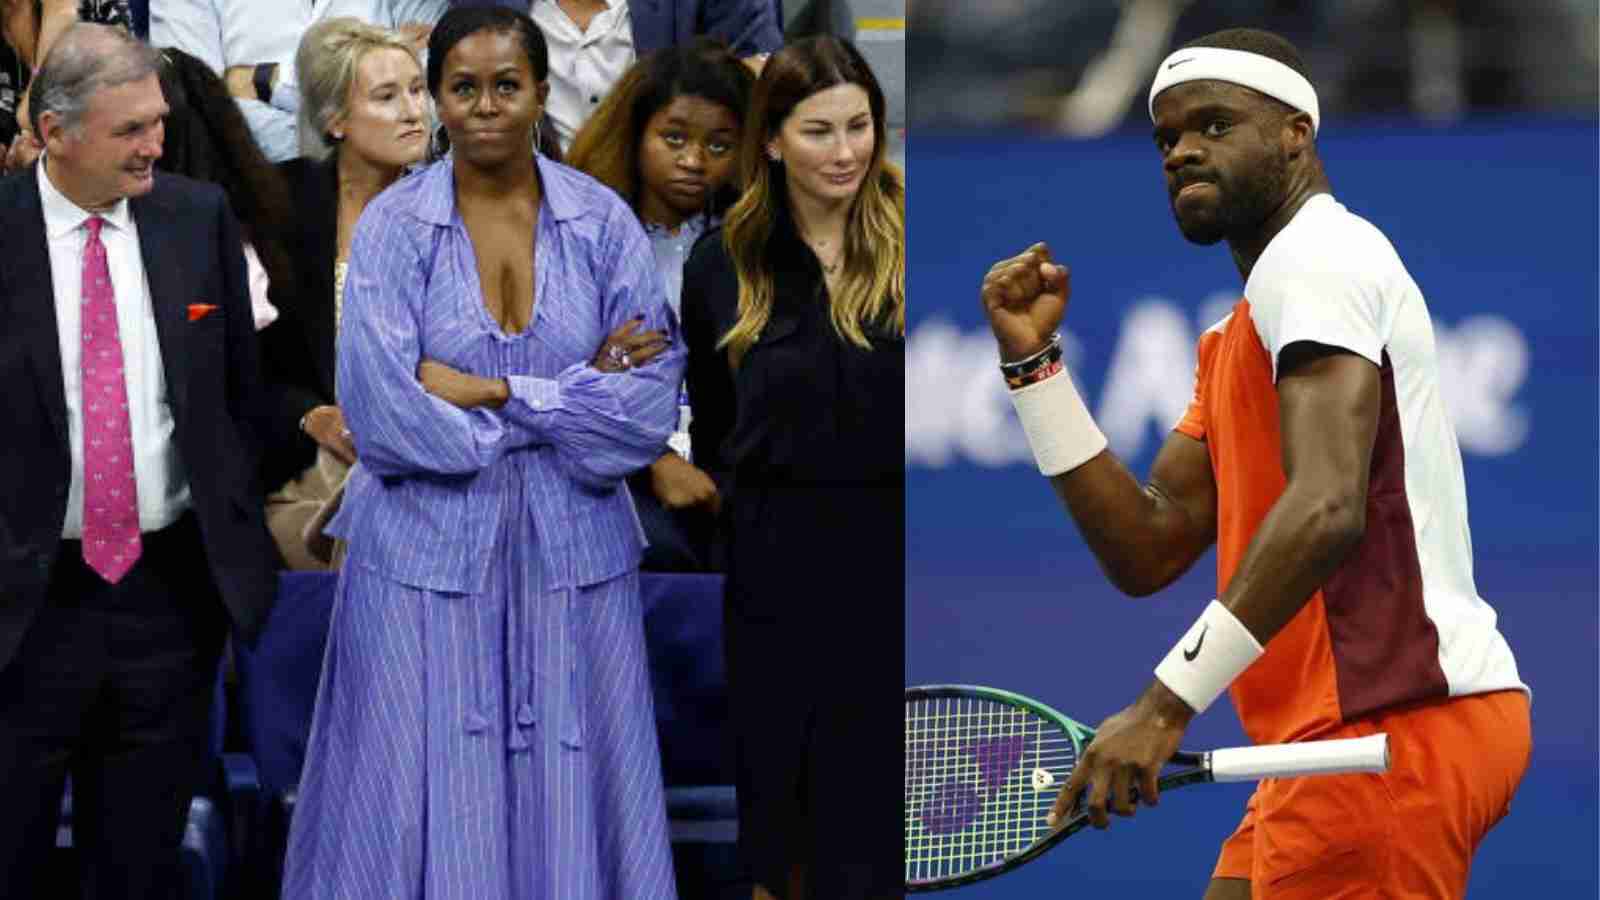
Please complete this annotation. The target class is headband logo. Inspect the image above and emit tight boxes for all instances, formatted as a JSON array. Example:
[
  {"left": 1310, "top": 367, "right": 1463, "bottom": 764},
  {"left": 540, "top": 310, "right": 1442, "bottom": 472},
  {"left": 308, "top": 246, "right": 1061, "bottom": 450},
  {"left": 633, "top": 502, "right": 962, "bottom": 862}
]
[{"left": 1166, "top": 57, "right": 1193, "bottom": 70}]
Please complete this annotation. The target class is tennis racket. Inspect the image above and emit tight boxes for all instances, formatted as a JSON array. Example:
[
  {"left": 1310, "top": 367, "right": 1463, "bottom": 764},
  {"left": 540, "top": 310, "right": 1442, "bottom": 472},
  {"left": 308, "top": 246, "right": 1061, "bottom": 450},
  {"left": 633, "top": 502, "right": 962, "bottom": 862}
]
[{"left": 904, "top": 684, "right": 1390, "bottom": 892}]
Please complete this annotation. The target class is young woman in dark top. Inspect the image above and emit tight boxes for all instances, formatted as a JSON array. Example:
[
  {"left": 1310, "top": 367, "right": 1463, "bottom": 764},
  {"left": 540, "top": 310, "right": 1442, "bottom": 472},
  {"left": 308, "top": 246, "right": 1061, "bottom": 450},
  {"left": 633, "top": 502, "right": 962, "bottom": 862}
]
[
  {"left": 567, "top": 38, "right": 754, "bottom": 571},
  {"left": 681, "top": 33, "right": 905, "bottom": 900}
]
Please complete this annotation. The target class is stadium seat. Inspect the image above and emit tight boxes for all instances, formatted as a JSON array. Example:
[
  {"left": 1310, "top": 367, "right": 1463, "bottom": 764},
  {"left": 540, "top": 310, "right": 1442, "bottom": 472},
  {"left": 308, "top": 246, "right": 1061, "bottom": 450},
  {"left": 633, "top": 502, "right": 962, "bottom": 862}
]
[{"left": 640, "top": 573, "right": 746, "bottom": 895}]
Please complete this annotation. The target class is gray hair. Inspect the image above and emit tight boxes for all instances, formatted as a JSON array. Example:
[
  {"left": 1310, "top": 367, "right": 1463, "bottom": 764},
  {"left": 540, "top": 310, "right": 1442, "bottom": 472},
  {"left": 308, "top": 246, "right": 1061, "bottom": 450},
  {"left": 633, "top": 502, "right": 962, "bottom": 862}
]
[
  {"left": 30, "top": 23, "right": 161, "bottom": 139},
  {"left": 295, "top": 17, "right": 422, "bottom": 161}
]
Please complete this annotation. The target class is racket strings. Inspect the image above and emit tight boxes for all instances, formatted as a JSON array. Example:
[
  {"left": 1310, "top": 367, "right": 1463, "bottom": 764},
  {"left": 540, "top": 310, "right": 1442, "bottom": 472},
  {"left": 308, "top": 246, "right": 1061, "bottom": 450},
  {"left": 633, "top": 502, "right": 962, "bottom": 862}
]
[{"left": 905, "top": 695, "right": 1079, "bottom": 884}]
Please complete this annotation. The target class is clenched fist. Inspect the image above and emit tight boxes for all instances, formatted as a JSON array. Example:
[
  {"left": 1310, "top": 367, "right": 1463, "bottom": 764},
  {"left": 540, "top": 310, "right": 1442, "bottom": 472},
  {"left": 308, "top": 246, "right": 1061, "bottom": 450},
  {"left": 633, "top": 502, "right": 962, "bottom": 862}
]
[{"left": 980, "top": 242, "right": 1071, "bottom": 363}]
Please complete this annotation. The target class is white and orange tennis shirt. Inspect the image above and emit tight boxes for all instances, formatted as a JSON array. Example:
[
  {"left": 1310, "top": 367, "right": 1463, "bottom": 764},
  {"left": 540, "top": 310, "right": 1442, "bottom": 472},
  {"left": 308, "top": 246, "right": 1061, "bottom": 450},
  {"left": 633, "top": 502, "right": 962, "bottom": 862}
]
[{"left": 1175, "top": 193, "right": 1528, "bottom": 747}]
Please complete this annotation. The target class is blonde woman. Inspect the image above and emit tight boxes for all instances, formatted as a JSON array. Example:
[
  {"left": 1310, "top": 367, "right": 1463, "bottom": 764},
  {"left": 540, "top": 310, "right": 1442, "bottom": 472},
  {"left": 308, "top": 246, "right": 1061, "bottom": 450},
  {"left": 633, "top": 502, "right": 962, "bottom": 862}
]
[
  {"left": 680, "top": 34, "right": 905, "bottom": 900},
  {"left": 259, "top": 16, "right": 428, "bottom": 569}
]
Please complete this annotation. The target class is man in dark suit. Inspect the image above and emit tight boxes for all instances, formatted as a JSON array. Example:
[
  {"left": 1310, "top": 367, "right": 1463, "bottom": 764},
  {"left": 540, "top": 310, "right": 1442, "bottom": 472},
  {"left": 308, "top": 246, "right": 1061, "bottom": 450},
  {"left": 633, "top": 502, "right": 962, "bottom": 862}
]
[{"left": 0, "top": 22, "right": 275, "bottom": 898}]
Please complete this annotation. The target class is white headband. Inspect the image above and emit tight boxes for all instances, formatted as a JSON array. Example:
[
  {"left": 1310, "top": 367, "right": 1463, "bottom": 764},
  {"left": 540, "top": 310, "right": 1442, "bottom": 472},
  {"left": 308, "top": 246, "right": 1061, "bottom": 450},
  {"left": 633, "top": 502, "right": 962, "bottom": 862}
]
[{"left": 1148, "top": 46, "right": 1320, "bottom": 136}]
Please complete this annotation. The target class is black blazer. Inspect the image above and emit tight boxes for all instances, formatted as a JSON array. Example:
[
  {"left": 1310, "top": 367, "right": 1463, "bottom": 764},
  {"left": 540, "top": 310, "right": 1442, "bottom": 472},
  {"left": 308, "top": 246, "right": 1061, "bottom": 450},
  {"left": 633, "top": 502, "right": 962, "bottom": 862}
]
[
  {"left": 0, "top": 166, "right": 277, "bottom": 670},
  {"left": 259, "top": 156, "right": 339, "bottom": 491}
]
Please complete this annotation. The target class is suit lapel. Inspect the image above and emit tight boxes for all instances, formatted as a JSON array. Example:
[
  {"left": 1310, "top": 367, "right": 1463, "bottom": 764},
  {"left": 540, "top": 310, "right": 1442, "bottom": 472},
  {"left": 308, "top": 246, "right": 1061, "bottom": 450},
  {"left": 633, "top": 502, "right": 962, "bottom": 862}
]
[
  {"left": 10, "top": 170, "right": 69, "bottom": 453},
  {"left": 131, "top": 184, "right": 191, "bottom": 418}
]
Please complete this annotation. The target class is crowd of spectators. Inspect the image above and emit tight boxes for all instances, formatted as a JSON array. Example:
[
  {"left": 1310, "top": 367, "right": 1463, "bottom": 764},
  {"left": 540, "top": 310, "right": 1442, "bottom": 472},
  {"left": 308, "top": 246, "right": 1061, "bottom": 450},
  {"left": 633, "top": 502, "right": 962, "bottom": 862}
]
[
  {"left": 908, "top": 0, "right": 1598, "bottom": 135},
  {"left": 3, "top": 2, "right": 905, "bottom": 897},
  {"left": 0, "top": 0, "right": 834, "bottom": 574}
]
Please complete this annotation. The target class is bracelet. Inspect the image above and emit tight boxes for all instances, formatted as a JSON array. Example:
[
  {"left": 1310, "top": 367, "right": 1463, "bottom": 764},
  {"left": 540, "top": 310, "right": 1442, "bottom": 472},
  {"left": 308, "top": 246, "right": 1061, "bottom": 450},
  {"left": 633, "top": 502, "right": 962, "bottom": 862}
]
[
  {"left": 998, "top": 332, "right": 1062, "bottom": 380},
  {"left": 1006, "top": 357, "right": 1064, "bottom": 390},
  {"left": 1153, "top": 600, "right": 1264, "bottom": 714},
  {"left": 1007, "top": 366, "right": 1107, "bottom": 476}
]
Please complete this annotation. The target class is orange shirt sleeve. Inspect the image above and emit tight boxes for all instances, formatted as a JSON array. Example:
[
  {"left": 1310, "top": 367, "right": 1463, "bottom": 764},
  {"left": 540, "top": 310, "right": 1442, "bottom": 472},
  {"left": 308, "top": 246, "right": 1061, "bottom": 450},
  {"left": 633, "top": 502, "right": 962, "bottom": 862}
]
[{"left": 1174, "top": 330, "right": 1218, "bottom": 441}]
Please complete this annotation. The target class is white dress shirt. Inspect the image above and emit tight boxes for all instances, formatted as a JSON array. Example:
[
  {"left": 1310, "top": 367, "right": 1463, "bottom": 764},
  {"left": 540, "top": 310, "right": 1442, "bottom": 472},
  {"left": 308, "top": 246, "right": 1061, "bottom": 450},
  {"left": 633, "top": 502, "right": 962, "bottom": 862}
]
[
  {"left": 39, "top": 162, "right": 190, "bottom": 538},
  {"left": 151, "top": 0, "right": 449, "bottom": 160},
  {"left": 530, "top": 0, "right": 635, "bottom": 151}
]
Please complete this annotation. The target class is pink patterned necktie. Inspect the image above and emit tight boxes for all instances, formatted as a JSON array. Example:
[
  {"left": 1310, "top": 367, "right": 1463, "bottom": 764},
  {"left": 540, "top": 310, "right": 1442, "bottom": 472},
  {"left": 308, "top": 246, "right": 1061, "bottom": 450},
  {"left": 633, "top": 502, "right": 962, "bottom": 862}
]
[{"left": 80, "top": 215, "right": 141, "bottom": 583}]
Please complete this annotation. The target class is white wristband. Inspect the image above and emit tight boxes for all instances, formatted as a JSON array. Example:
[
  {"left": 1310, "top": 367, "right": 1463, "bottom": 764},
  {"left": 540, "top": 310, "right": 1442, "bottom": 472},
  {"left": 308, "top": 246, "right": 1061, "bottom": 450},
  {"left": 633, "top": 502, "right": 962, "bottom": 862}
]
[
  {"left": 1153, "top": 600, "right": 1264, "bottom": 714},
  {"left": 1008, "top": 369, "right": 1108, "bottom": 476}
]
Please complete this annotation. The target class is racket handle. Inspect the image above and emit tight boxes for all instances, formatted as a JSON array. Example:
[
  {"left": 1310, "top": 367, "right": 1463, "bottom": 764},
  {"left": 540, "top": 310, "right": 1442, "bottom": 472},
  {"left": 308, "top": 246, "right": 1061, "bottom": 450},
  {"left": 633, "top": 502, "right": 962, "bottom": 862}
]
[{"left": 1207, "top": 733, "right": 1390, "bottom": 783}]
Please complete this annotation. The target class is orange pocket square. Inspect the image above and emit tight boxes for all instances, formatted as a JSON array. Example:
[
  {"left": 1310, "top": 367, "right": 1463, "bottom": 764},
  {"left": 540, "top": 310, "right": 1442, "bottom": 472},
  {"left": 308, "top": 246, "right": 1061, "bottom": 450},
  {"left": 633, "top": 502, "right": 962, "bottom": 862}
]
[{"left": 188, "top": 303, "right": 219, "bottom": 322}]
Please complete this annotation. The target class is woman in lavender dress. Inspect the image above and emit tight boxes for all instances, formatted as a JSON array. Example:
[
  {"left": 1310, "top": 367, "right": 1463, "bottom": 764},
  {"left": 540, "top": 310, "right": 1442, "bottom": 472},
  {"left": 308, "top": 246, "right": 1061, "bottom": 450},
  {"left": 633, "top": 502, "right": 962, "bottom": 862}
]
[{"left": 282, "top": 7, "right": 683, "bottom": 898}]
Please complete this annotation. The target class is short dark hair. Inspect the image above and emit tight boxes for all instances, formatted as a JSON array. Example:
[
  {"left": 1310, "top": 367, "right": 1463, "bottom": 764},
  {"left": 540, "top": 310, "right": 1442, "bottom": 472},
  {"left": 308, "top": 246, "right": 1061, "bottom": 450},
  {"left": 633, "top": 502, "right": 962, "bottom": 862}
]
[
  {"left": 1181, "top": 28, "right": 1311, "bottom": 83},
  {"left": 426, "top": 5, "right": 548, "bottom": 96}
]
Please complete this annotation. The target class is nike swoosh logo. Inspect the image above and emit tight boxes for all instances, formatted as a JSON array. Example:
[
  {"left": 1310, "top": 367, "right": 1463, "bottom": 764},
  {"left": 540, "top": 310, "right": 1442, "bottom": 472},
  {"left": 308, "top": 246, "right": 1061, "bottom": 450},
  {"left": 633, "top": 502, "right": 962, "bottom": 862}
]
[
  {"left": 1183, "top": 623, "right": 1209, "bottom": 661},
  {"left": 1167, "top": 58, "right": 1194, "bottom": 70}
]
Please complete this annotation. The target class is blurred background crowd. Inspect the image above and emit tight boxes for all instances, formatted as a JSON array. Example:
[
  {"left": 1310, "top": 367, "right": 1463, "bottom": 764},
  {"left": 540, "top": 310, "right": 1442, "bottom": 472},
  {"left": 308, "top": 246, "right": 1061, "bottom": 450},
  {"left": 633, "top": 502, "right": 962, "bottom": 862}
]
[{"left": 908, "top": 0, "right": 1597, "bottom": 134}]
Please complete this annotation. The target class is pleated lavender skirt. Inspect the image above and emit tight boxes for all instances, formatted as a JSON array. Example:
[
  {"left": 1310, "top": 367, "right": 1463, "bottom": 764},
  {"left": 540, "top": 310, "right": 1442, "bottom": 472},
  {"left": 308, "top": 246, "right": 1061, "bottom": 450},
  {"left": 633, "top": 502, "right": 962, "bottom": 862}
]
[{"left": 282, "top": 469, "right": 676, "bottom": 899}]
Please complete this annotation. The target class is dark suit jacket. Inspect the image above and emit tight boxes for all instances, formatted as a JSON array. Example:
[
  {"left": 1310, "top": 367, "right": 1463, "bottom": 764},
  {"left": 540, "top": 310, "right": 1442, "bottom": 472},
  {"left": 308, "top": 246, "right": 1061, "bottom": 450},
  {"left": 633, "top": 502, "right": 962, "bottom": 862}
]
[
  {"left": 258, "top": 157, "right": 339, "bottom": 492},
  {"left": 0, "top": 166, "right": 277, "bottom": 671},
  {"left": 453, "top": 0, "right": 783, "bottom": 57}
]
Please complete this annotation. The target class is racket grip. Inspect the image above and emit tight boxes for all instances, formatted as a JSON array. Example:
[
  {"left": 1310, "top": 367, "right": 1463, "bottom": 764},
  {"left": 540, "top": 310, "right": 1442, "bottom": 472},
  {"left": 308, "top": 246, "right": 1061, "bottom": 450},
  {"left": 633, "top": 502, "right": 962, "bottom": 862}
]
[{"left": 1208, "top": 733, "right": 1390, "bottom": 783}]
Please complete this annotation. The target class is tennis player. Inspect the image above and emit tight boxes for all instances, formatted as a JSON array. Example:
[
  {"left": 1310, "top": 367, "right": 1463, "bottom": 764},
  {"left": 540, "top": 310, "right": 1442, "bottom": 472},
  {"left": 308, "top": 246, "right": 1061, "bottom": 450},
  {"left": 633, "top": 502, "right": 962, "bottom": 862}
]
[{"left": 979, "top": 28, "right": 1530, "bottom": 899}]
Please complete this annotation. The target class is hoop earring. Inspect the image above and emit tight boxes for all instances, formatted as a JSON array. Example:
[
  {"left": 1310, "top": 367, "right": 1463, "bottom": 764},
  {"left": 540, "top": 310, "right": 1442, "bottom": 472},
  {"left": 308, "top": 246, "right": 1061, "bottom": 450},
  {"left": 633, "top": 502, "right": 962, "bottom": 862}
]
[{"left": 532, "top": 119, "right": 542, "bottom": 157}]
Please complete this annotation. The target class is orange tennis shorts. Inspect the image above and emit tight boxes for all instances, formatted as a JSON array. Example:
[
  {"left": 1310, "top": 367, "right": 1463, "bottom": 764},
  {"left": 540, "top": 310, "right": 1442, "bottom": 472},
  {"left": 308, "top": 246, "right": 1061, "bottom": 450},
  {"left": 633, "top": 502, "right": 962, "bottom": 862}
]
[{"left": 1212, "top": 689, "right": 1531, "bottom": 898}]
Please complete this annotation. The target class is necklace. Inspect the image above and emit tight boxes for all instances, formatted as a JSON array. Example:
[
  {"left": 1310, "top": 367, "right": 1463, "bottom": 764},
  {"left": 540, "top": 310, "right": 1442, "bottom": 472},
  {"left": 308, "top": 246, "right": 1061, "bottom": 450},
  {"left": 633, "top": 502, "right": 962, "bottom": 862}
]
[{"left": 801, "top": 232, "right": 843, "bottom": 276}]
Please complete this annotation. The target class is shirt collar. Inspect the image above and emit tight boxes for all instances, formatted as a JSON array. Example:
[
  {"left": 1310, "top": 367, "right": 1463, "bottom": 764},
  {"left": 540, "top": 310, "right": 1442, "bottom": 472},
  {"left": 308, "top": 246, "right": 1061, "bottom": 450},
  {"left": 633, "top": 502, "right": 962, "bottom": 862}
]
[
  {"left": 413, "top": 154, "right": 585, "bottom": 227},
  {"left": 36, "top": 155, "right": 134, "bottom": 240},
  {"left": 643, "top": 212, "right": 711, "bottom": 239}
]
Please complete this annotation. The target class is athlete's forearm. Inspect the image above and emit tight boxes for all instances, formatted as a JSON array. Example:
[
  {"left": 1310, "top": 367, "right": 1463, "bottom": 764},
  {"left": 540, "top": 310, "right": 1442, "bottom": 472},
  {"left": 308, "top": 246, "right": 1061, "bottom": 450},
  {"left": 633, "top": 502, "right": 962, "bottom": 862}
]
[
  {"left": 1048, "top": 451, "right": 1212, "bottom": 597},
  {"left": 1217, "top": 479, "right": 1364, "bottom": 643}
]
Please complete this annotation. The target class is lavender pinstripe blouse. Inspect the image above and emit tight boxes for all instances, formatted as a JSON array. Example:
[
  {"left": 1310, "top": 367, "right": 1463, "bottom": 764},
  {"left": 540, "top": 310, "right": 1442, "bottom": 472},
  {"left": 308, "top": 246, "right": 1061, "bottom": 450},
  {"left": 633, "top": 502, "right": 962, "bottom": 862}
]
[{"left": 327, "top": 155, "right": 684, "bottom": 593}]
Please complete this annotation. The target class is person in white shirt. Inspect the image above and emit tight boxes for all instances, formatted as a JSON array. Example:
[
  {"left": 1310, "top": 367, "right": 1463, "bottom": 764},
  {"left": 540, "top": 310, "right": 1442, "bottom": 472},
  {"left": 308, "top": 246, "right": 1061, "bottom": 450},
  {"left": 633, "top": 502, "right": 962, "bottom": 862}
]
[{"left": 150, "top": 0, "right": 448, "bottom": 160}]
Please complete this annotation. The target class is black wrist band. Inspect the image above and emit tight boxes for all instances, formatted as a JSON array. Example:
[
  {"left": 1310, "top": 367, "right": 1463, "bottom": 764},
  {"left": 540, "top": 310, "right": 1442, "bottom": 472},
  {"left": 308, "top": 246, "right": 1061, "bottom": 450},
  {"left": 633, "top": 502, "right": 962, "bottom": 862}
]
[
  {"left": 999, "top": 333, "right": 1063, "bottom": 379},
  {"left": 253, "top": 63, "right": 275, "bottom": 104}
]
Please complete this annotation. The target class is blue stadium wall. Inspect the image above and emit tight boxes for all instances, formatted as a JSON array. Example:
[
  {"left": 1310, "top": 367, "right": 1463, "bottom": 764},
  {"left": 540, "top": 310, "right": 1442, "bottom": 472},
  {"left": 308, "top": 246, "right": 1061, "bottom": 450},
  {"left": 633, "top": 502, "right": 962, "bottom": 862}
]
[{"left": 904, "top": 120, "right": 1598, "bottom": 897}]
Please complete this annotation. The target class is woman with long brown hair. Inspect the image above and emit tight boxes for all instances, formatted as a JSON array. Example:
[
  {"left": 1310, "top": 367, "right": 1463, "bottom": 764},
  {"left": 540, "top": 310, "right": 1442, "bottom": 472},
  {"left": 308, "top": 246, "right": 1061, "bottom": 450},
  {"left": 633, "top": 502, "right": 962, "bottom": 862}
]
[
  {"left": 681, "top": 34, "right": 905, "bottom": 900},
  {"left": 153, "top": 46, "right": 295, "bottom": 333}
]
